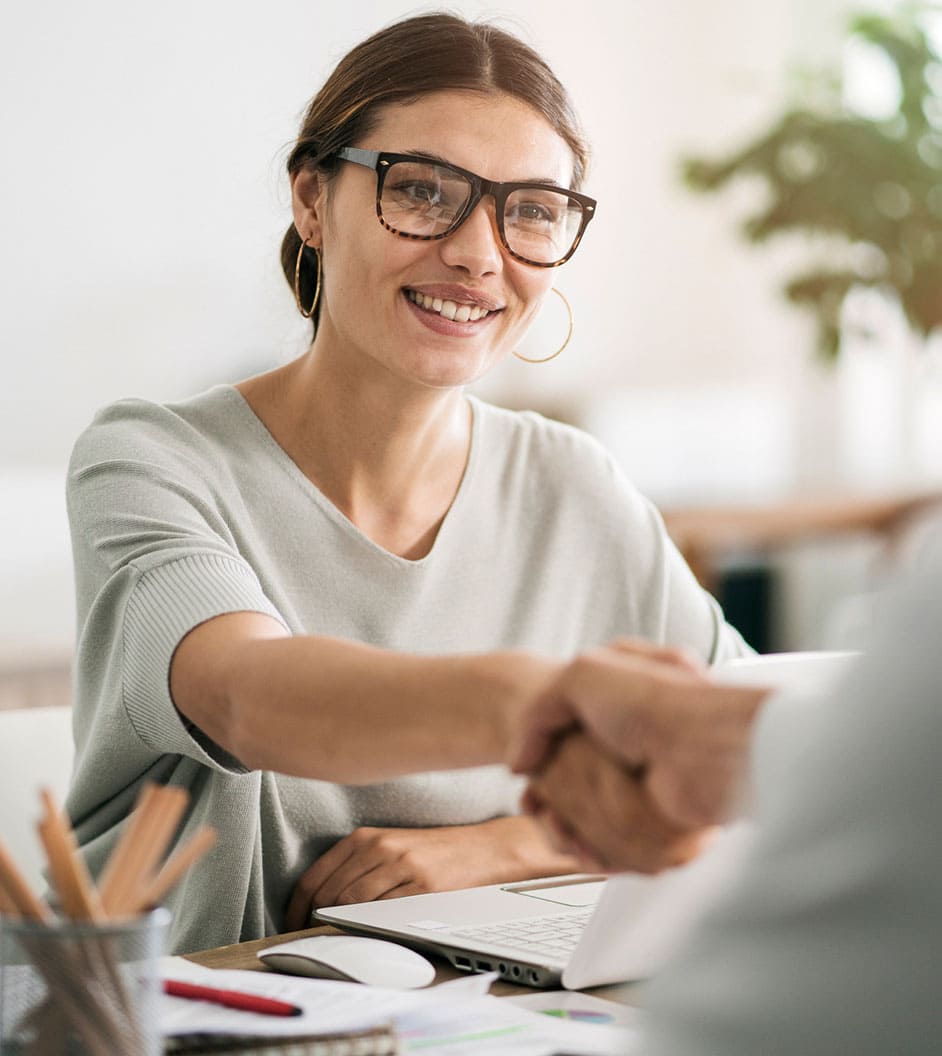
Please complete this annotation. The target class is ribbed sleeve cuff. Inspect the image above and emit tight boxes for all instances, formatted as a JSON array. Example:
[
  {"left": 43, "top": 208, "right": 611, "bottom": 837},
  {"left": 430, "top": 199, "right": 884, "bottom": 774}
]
[{"left": 122, "top": 552, "right": 288, "bottom": 771}]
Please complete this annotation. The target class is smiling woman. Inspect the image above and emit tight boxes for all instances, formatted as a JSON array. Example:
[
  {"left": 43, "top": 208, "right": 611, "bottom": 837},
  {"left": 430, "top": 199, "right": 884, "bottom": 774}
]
[
  {"left": 63, "top": 12, "right": 751, "bottom": 956},
  {"left": 284, "top": 88, "right": 577, "bottom": 392}
]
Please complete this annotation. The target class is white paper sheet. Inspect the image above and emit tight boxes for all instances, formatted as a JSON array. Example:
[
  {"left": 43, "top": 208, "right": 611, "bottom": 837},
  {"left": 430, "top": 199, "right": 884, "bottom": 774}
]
[
  {"left": 506, "top": 990, "right": 640, "bottom": 1028},
  {"left": 158, "top": 963, "right": 637, "bottom": 1054}
]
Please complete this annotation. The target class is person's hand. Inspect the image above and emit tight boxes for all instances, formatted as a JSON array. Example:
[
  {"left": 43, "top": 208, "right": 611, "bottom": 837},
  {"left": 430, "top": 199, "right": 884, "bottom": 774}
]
[
  {"left": 512, "top": 639, "right": 769, "bottom": 831},
  {"left": 284, "top": 816, "right": 581, "bottom": 931},
  {"left": 522, "top": 731, "right": 711, "bottom": 873},
  {"left": 512, "top": 638, "right": 705, "bottom": 776}
]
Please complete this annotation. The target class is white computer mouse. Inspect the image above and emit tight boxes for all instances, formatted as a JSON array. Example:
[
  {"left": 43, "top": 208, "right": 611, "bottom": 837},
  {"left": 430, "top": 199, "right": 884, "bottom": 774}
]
[{"left": 257, "top": 934, "right": 437, "bottom": 989}]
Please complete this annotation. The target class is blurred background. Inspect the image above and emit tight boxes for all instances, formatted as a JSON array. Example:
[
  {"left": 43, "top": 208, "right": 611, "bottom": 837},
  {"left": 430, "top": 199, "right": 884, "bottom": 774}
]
[{"left": 4, "top": 0, "right": 942, "bottom": 707}]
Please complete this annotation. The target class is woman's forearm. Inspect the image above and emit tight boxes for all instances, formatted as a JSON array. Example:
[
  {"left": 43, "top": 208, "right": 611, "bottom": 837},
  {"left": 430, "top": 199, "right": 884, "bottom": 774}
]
[{"left": 171, "top": 612, "right": 557, "bottom": 781}]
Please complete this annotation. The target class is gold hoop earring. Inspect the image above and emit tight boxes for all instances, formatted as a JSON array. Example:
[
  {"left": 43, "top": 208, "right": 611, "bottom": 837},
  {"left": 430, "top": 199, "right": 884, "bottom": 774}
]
[
  {"left": 294, "top": 239, "right": 322, "bottom": 320},
  {"left": 513, "top": 287, "right": 573, "bottom": 364}
]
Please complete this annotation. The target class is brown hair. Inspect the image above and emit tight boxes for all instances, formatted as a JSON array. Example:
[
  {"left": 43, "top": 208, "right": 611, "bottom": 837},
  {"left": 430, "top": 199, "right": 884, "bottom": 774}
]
[{"left": 282, "top": 11, "right": 590, "bottom": 327}]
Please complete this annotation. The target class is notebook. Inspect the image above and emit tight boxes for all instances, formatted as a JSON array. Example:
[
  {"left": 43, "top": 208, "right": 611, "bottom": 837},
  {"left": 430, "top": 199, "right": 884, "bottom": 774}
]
[
  {"left": 317, "top": 824, "right": 750, "bottom": 990},
  {"left": 164, "top": 1022, "right": 397, "bottom": 1055}
]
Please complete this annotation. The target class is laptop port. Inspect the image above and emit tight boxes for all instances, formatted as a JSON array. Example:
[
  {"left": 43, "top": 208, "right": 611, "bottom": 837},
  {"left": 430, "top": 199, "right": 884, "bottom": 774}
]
[
  {"left": 498, "top": 962, "right": 508, "bottom": 975},
  {"left": 475, "top": 960, "right": 492, "bottom": 971},
  {"left": 528, "top": 970, "right": 539, "bottom": 983},
  {"left": 511, "top": 965, "right": 521, "bottom": 977},
  {"left": 454, "top": 956, "right": 472, "bottom": 970}
]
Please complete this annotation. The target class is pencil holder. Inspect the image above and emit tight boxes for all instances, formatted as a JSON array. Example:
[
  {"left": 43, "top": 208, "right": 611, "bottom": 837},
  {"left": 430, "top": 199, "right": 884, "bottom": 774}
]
[{"left": 0, "top": 907, "right": 170, "bottom": 1056}]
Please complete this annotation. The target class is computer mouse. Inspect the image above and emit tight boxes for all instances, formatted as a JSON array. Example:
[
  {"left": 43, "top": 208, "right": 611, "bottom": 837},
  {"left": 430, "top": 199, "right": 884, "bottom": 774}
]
[{"left": 257, "top": 934, "right": 437, "bottom": 989}]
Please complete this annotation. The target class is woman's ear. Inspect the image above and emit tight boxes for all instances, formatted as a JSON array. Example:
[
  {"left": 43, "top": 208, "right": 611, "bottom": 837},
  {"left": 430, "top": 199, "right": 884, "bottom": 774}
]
[{"left": 291, "top": 168, "right": 327, "bottom": 247}]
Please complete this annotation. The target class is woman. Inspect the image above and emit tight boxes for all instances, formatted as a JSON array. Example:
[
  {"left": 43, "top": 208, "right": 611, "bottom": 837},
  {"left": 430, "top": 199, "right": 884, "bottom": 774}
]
[{"left": 65, "top": 12, "right": 750, "bottom": 954}]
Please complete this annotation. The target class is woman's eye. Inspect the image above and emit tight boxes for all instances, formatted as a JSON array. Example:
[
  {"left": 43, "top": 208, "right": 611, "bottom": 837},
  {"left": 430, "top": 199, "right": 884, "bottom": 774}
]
[
  {"left": 509, "top": 202, "right": 557, "bottom": 226},
  {"left": 398, "top": 181, "right": 441, "bottom": 206}
]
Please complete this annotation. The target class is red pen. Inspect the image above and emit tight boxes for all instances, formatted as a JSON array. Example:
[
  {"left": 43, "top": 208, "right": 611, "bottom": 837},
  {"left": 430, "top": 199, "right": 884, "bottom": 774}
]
[{"left": 163, "top": 979, "right": 303, "bottom": 1017}]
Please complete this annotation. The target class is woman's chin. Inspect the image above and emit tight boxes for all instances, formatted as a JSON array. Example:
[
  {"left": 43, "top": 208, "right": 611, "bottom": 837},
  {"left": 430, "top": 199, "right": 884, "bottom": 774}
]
[{"left": 394, "top": 348, "right": 504, "bottom": 392}]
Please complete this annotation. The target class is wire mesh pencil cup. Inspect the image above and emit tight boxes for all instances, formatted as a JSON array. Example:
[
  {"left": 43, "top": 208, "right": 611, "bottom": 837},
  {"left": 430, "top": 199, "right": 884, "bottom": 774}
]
[{"left": 0, "top": 907, "right": 169, "bottom": 1056}]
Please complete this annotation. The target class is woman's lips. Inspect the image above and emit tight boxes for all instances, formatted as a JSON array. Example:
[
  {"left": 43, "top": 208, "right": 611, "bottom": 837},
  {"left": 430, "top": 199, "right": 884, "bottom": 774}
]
[
  {"left": 402, "top": 289, "right": 498, "bottom": 333},
  {"left": 406, "top": 288, "right": 491, "bottom": 322}
]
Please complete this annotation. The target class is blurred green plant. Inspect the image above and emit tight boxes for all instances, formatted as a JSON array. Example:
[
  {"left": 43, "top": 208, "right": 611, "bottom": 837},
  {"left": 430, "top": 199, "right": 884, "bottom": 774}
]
[{"left": 682, "top": 3, "right": 942, "bottom": 359}]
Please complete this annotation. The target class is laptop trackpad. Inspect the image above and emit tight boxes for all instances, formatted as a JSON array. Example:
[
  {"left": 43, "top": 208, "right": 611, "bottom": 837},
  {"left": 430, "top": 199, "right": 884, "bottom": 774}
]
[{"left": 500, "top": 876, "right": 606, "bottom": 907}]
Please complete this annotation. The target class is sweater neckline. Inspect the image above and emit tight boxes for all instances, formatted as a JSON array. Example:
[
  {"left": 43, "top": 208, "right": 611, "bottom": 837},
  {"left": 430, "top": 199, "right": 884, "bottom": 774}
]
[{"left": 218, "top": 385, "right": 483, "bottom": 568}]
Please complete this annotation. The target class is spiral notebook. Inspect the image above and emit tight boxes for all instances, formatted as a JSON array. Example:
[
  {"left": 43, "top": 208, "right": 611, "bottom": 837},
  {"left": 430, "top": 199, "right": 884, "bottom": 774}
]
[{"left": 163, "top": 1021, "right": 398, "bottom": 1054}]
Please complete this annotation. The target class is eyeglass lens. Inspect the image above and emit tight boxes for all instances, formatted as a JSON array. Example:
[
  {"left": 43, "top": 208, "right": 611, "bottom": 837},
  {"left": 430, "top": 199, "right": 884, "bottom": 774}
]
[{"left": 380, "top": 159, "right": 585, "bottom": 265}]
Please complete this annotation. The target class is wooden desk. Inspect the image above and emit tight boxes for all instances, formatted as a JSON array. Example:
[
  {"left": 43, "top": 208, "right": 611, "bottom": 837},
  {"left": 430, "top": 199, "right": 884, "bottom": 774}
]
[
  {"left": 185, "top": 922, "right": 642, "bottom": 1005},
  {"left": 662, "top": 490, "right": 942, "bottom": 593}
]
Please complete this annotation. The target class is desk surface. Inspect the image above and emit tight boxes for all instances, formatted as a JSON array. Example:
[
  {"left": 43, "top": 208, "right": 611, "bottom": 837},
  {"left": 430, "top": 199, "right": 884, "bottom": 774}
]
[
  {"left": 661, "top": 489, "right": 942, "bottom": 591},
  {"left": 185, "top": 923, "right": 642, "bottom": 1005}
]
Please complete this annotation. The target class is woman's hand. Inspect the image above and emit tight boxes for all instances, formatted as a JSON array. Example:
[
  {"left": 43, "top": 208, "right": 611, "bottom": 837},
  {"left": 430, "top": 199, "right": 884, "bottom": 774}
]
[
  {"left": 513, "top": 637, "right": 766, "bottom": 831},
  {"left": 523, "top": 730, "right": 711, "bottom": 873},
  {"left": 511, "top": 637, "right": 708, "bottom": 778},
  {"left": 284, "top": 815, "right": 581, "bottom": 931}
]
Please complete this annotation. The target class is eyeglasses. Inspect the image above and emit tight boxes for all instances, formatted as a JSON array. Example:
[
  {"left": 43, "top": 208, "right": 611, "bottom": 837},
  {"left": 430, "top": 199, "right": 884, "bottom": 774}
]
[{"left": 332, "top": 147, "right": 597, "bottom": 268}]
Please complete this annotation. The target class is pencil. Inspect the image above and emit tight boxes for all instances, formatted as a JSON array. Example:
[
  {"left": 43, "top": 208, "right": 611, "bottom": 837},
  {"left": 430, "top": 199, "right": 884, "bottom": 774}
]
[
  {"left": 37, "top": 788, "right": 105, "bottom": 922},
  {"left": 0, "top": 837, "right": 52, "bottom": 922},
  {"left": 4, "top": 784, "right": 224, "bottom": 1056},
  {"left": 0, "top": 874, "right": 20, "bottom": 916},
  {"left": 130, "top": 825, "right": 217, "bottom": 915},
  {"left": 96, "top": 782, "right": 160, "bottom": 911},
  {"left": 104, "top": 785, "right": 188, "bottom": 915}
]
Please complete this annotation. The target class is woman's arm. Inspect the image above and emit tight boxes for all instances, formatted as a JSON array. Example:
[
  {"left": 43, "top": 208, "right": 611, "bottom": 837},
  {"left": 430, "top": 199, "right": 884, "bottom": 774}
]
[
  {"left": 170, "top": 611, "right": 558, "bottom": 781},
  {"left": 283, "top": 815, "right": 582, "bottom": 929}
]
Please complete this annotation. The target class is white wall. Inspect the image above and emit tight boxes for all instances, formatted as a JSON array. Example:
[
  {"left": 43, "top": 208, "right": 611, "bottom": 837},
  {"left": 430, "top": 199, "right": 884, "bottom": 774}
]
[
  {"left": 2, "top": 0, "right": 911, "bottom": 655},
  {"left": 3, "top": 0, "right": 855, "bottom": 470}
]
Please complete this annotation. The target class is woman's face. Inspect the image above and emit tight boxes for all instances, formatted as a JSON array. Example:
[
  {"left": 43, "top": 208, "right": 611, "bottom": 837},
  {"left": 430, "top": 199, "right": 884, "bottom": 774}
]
[{"left": 293, "top": 90, "right": 577, "bottom": 391}]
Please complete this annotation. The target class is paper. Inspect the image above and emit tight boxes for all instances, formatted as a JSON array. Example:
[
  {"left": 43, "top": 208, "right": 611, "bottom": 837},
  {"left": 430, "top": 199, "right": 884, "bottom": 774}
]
[
  {"left": 394, "top": 993, "right": 632, "bottom": 1055},
  {"left": 562, "top": 823, "right": 753, "bottom": 989},
  {"left": 159, "top": 966, "right": 388, "bottom": 1037},
  {"left": 158, "top": 964, "right": 637, "bottom": 1054},
  {"left": 506, "top": 990, "right": 640, "bottom": 1028},
  {"left": 159, "top": 955, "right": 217, "bottom": 982},
  {"left": 430, "top": 970, "right": 499, "bottom": 996}
]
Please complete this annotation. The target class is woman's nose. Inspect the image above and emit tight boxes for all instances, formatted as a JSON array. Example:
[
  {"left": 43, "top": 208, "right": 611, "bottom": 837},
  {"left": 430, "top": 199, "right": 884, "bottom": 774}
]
[{"left": 438, "top": 198, "right": 503, "bottom": 276}]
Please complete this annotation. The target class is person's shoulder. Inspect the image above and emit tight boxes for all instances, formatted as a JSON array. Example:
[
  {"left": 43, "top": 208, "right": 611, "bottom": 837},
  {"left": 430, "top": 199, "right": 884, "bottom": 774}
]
[
  {"left": 472, "top": 396, "right": 616, "bottom": 469},
  {"left": 68, "top": 385, "right": 240, "bottom": 477},
  {"left": 470, "top": 396, "right": 654, "bottom": 520}
]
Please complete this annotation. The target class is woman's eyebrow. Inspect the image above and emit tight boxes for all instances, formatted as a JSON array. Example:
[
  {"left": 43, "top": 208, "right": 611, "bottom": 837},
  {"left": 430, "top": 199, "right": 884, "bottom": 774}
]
[{"left": 401, "top": 148, "right": 565, "bottom": 186}]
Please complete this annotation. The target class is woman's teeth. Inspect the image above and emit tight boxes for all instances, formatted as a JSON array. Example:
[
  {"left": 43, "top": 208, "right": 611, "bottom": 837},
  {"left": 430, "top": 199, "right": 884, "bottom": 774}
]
[{"left": 406, "top": 289, "right": 490, "bottom": 322}]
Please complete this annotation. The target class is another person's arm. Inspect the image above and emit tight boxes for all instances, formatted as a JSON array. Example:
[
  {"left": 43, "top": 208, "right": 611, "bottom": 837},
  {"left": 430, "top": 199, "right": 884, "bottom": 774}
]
[
  {"left": 518, "top": 540, "right": 942, "bottom": 1055},
  {"left": 637, "top": 547, "right": 942, "bottom": 1056}
]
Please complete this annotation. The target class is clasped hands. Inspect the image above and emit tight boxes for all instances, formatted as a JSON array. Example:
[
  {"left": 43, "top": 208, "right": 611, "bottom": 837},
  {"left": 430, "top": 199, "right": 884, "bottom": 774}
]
[
  {"left": 284, "top": 640, "right": 770, "bottom": 930},
  {"left": 511, "top": 639, "right": 771, "bottom": 874}
]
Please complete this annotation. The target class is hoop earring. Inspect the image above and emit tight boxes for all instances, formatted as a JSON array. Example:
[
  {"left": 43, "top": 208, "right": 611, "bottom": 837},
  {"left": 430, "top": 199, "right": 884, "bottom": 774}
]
[
  {"left": 513, "top": 287, "right": 573, "bottom": 364},
  {"left": 294, "top": 240, "right": 322, "bottom": 320}
]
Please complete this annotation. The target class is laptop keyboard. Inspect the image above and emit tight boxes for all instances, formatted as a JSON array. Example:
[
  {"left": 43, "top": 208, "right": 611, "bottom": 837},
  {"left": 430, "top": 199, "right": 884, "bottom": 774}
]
[{"left": 447, "top": 909, "right": 592, "bottom": 960}]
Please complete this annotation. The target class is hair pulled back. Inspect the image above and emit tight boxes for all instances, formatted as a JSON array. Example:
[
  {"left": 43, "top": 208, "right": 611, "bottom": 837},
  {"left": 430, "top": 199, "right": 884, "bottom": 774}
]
[{"left": 282, "top": 12, "right": 590, "bottom": 327}]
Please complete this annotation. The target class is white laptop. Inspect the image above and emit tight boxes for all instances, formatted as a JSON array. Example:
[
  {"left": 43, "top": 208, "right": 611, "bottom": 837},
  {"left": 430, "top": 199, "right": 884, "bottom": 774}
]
[{"left": 317, "top": 825, "right": 750, "bottom": 990}]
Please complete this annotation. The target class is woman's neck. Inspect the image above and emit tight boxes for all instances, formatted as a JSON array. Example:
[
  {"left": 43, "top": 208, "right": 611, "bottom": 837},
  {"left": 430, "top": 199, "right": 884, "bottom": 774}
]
[{"left": 237, "top": 347, "right": 473, "bottom": 559}]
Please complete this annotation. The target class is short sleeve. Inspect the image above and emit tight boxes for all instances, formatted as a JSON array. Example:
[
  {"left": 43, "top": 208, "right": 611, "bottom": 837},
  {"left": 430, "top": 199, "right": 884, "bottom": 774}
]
[
  {"left": 68, "top": 399, "right": 289, "bottom": 768},
  {"left": 122, "top": 553, "right": 286, "bottom": 765}
]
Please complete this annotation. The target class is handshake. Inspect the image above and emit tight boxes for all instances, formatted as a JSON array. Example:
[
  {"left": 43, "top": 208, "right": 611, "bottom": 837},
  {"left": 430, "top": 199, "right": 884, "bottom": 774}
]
[{"left": 510, "top": 639, "right": 771, "bottom": 874}]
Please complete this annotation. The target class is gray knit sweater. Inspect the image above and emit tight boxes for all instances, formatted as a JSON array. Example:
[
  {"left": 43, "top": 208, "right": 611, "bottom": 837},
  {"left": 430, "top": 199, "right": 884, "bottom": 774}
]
[{"left": 65, "top": 386, "right": 748, "bottom": 953}]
